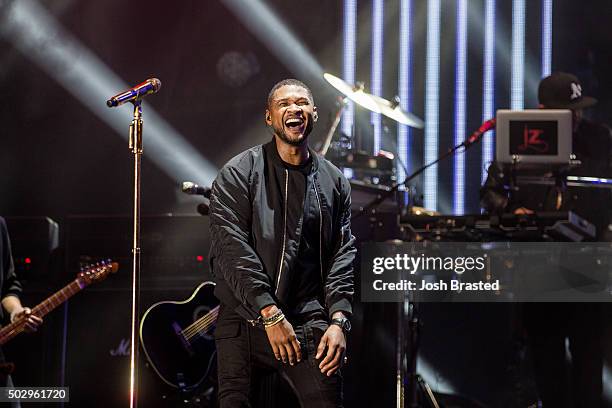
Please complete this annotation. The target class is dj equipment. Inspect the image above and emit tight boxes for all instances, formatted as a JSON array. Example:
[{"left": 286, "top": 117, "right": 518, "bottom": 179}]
[
  {"left": 399, "top": 211, "right": 596, "bottom": 242},
  {"left": 495, "top": 109, "right": 573, "bottom": 165}
]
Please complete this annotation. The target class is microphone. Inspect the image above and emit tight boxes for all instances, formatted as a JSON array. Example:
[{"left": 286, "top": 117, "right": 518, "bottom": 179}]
[
  {"left": 181, "top": 181, "right": 211, "bottom": 198},
  {"left": 106, "top": 78, "right": 161, "bottom": 107},
  {"left": 465, "top": 118, "right": 496, "bottom": 146}
]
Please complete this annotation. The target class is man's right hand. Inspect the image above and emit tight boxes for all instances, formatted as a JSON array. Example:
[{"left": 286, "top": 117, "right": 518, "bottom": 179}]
[
  {"left": 514, "top": 207, "right": 534, "bottom": 215},
  {"left": 261, "top": 305, "right": 301, "bottom": 365}
]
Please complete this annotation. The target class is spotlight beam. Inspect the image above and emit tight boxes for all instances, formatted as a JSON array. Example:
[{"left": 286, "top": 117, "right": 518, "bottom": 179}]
[
  {"left": 424, "top": 0, "right": 441, "bottom": 211},
  {"left": 453, "top": 0, "right": 468, "bottom": 216},
  {"left": 221, "top": 0, "right": 325, "bottom": 86},
  {"left": 397, "top": 0, "right": 413, "bottom": 183},
  {"left": 0, "top": 0, "right": 218, "bottom": 186},
  {"left": 342, "top": 0, "right": 357, "bottom": 143},
  {"left": 370, "top": 0, "right": 384, "bottom": 155},
  {"left": 481, "top": 0, "right": 496, "bottom": 183}
]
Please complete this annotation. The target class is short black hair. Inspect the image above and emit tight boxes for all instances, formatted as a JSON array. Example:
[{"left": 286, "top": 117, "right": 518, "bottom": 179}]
[{"left": 267, "top": 79, "right": 314, "bottom": 108}]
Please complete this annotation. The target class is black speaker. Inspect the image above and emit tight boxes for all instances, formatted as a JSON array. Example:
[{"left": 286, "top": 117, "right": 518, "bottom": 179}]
[
  {"left": 4, "top": 216, "right": 60, "bottom": 286},
  {"left": 2, "top": 217, "right": 63, "bottom": 390},
  {"left": 61, "top": 215, "right": 213, "bottom": 406},
  {"left": 63, "top": 286, "right": 207, "bottom": 407}
]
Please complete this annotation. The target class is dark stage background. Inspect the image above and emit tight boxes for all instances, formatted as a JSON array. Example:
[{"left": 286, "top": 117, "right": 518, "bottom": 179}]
[{"left": 1, "top": 0, "right": 612, "bottom": 407}]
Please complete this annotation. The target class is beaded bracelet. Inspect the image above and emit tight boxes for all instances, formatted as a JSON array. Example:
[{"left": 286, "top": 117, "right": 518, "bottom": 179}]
[{"left": 263, "top": 311, "right": 285, "bottom": 328}]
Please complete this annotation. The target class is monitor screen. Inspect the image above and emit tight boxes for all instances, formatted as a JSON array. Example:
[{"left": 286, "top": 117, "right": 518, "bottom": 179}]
[{"left": 495, "top": 109, "right": 572, "bottom": 164}]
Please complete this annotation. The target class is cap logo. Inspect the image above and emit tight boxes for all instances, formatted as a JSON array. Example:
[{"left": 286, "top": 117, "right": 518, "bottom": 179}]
[{"left": 570, "top": 82, "right": 582, "bottom": 101}]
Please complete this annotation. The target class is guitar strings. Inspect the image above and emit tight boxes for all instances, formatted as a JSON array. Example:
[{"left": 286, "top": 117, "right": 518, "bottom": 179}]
[
  {"left": 182, "top": 311, "right": 216, "bottom": 339},
  {"left": 181, "top": 305, "right": 219, "bottom": 336},
  {"left": 183, "top": 309, "right": 219, "bottom": 341},
  {"left": 181, "top": 306, "right": 220, "bottom": 341},
  {"left": 181, "top": 311, "right": 214, "bottom": 338},
  {"left": 183, "top": 307, "right": 219, "bottom": 338}
]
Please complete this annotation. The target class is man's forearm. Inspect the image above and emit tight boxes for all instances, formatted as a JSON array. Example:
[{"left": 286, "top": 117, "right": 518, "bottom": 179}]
[{"left": 2, "top": 294, "right": 23, "bottom": 315}]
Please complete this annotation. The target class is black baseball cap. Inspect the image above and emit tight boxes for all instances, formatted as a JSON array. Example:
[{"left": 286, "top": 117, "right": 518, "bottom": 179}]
[{"left": 537, "top": 72, "right": 597, "bottom": 110}]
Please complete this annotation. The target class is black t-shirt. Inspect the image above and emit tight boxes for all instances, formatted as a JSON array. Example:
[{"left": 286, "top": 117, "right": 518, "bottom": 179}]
[{"left": 279, "top": 156, "right": 324, "bottom": 313}]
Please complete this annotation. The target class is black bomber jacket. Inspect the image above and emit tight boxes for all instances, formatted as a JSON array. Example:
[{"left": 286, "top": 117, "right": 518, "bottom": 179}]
[{"left": 209, "top": 140, "right": 356, "bottom": 322}]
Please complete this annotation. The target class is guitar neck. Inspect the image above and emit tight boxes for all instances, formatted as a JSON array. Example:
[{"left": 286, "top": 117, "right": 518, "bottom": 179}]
[
  {"left": 0, "top": 279, "right": 85, "bottom": 345},
  {"left": 32, "top": 280, "right": 84, "bottom": 317}
]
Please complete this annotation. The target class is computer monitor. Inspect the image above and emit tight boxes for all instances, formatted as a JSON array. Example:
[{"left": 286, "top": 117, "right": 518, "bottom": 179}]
[{"left": 495, "top": 109, "right": 572, "bottom": 164}]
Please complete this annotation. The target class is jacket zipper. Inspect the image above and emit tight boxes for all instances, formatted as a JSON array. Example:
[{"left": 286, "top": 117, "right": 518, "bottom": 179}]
[
  {"left": 275, "top": 169, "right": 289, "bottom": 295},
  {"left": 313, "top": 181, "right": 324, "bottom": 282}
]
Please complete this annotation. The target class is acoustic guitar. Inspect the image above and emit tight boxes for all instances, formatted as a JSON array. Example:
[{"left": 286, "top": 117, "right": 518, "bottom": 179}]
[{"left": 139, "top": 281, "right": 219, "bottom": 390}]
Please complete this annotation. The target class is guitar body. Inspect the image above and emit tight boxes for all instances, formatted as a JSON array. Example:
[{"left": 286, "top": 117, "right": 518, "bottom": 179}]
[{"left": 139, "top": 281, "right": 219, "bottom": 390}]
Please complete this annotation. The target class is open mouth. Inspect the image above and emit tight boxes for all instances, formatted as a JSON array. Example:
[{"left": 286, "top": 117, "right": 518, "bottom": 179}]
[{"left": 284, "top": 117, "right": 304, "bottom": 129}]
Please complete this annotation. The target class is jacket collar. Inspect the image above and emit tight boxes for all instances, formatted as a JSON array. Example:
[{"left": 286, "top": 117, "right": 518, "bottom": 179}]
[{"left": 263, "top": 137, "right": 320, "bottom": 174}]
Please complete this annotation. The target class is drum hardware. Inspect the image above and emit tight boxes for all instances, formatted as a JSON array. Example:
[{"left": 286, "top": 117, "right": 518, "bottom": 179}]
[{"left": 322, "top": 72, "right": 424, "bottom": 189}]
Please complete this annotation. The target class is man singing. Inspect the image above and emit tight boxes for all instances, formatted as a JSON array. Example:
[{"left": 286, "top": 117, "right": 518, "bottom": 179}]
[{"left": 209, "top": 79, "right": 355, "bottom": 407}]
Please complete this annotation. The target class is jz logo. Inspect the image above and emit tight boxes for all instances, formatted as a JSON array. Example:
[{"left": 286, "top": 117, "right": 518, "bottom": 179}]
[{"left": 518, "top": 126, "right": 549, "bottom": 153}]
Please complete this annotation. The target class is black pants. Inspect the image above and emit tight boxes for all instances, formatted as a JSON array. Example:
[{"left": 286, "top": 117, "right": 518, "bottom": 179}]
[
  {"left": 214, "top": 304, "right": 343, "bottom": 408},
  {"left": 524, "top": 303, "right": 603, "bottom": 408}
]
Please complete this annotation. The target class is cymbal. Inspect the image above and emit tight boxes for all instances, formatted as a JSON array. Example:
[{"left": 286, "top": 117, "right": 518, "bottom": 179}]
[
  {"left": 370, "top": 95, "right": 424, "bottom": 129},
  {"left": 323, "top": 73, "right": 381, "bottom": 114}
]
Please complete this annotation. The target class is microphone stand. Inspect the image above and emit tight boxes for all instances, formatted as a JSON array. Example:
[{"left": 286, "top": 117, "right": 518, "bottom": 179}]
[
  {"left": 352, "top": 136, "right": 481, "bottom": 221},
  {"left": 128, "top": 100, "right": 143, "bottom": 408}
]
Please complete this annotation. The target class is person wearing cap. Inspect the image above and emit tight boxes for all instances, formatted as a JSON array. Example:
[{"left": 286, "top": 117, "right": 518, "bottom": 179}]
[
  {"left": 482, "top": 72, "right": 612, "bottom": 217},
  {"left": 481, "top": 72, "right": 612, "bottom": 407}
]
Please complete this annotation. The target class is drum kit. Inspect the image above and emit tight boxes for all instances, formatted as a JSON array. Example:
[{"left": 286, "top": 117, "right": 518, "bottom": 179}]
[
  {"left": 322, "top": 72, "right": 436, "bottom": 220},
  {"left": 322, "top": 73, "right": 441, "bottom": 408}
]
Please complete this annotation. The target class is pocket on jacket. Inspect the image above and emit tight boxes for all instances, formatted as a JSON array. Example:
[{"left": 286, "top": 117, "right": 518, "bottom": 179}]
[{"left": 214, "top": 321, "right": 241, "bottom": 340}]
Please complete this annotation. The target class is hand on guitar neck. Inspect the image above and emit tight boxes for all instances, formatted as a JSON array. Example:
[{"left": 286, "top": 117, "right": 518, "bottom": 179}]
[{"left": 2, "top": 295, "right": 43, "bottom": 333}]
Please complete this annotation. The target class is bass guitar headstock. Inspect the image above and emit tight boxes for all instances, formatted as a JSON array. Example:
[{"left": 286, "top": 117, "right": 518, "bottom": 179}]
[{"left": 77, "top": 260, "right": 119, "bottom": 286}]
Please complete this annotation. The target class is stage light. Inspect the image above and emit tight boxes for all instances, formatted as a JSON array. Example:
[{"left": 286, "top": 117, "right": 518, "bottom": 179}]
[
  {"left": 453, "top": 0, "right": 468, "bottom": 216},
  {"left": 424, "top": 0, "right": 441, "bottom": 211},
  {"left": 481, "top": 0, "right": 496, "bottom": 183},
  {"left": 604, "top": 363, "right": 612, "bottom": 403},
  {"left": 511, "top": 0, "right": 525, "bottom": 110},
  {"left": 370, "top": 0, "right": 384, "bottom": 155},
  {"left": 541, "top": 0, "right": 553, "bottom": 77},
  {"left": 342, "top": 0, "right": 357, "bottom": 142},
  {"left": 0, "top": 0, "right": 218, "bottom": 186},
  {"left": 221, "top": 0, "right": 324, "bottom": 86},
  {"left": 397, "top": 0, "right": 413, "bottom": 186}
]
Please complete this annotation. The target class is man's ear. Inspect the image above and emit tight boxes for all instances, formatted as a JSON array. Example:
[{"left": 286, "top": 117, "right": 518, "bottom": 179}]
[
  {"left": 265, "top": 109, "right": 272, "bottom": 125},
  {"left": 313, "top": 106, "right": 318, "bottom": 122}
]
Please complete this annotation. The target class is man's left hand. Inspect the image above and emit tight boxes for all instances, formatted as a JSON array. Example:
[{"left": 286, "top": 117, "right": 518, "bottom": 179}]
[
  {"left": 11, "top": 307, "right": 43, "bottom": 333},
  {"left": 315, "top": 325, "right": 346, "bottom": 376}
]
